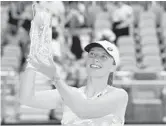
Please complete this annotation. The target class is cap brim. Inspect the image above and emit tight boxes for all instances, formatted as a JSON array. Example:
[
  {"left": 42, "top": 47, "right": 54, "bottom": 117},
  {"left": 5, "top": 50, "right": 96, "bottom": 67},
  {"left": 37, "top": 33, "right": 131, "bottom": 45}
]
[{"left": 84, "top": 43, "right": 105, "bottom": 52}]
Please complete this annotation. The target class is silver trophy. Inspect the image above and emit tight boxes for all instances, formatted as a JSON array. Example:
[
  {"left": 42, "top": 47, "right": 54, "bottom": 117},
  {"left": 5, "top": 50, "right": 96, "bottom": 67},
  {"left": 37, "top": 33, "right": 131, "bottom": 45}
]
[{"left": 29, "top": 3, "right": 52, "bottom": 65}]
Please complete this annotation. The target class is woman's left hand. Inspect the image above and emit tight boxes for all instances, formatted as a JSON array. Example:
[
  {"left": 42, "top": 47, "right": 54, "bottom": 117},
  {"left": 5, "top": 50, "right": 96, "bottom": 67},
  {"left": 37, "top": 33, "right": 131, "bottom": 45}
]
[{"left": 27, "top": 54, "right": 60, "bottom": 80}]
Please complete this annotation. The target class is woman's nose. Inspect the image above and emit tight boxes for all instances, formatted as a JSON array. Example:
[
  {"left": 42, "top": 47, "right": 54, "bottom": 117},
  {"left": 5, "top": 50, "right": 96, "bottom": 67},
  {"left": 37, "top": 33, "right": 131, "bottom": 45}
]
[{"left": 94, "top": 58, "right": 99, "bottom": 63}]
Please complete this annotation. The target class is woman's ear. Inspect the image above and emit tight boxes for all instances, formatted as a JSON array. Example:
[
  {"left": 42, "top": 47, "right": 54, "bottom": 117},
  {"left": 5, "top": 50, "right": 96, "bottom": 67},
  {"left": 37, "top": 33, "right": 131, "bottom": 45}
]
[
  {"left": 112, "top": 60, "right": 117, "bottom": 71},
  {"left": 109, "top": 64, "right": 116, "bottom": 72}
]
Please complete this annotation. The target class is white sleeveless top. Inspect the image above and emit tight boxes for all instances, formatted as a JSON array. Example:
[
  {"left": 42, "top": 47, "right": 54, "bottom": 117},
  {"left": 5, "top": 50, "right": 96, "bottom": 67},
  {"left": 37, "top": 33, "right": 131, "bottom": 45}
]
[{"left": 61, "top": 86, "right": 124, "bottom": 126}]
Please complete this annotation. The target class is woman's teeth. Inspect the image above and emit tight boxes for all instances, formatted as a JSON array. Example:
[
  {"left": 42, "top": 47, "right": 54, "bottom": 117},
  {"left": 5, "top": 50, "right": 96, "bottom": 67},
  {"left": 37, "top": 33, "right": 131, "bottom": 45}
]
[{"left": 90, "top": 64, "right": 101, "bottom": 69}]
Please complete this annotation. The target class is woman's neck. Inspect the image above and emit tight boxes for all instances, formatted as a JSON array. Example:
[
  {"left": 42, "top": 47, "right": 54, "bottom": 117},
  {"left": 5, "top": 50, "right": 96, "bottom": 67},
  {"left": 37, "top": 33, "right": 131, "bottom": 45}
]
[{"left": 85, "top": 74, "right": 110, "bottom": 97}]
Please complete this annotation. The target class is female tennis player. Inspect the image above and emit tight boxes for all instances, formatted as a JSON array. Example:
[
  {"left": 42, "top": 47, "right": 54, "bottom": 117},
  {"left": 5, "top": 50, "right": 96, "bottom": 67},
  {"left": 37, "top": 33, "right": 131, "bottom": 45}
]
[{"left": 19, "top": 4, "right": 128, "bottom": 126}]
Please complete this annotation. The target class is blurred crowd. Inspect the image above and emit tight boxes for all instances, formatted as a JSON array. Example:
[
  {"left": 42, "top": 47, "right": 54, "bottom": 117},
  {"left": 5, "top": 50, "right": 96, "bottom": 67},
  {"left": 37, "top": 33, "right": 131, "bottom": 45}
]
[{"left": 1, "top": 1, "right": 166, "bottom": 87}]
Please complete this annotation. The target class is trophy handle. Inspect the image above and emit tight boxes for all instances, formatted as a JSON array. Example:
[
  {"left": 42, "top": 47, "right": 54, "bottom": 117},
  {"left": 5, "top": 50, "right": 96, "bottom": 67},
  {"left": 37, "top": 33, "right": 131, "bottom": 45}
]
[{"left": 32, "top": 3, "right": 37, "bottom": 18}]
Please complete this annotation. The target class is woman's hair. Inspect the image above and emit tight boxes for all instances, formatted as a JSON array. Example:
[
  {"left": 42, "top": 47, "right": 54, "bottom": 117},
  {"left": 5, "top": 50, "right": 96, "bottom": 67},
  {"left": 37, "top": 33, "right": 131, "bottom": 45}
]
[{"left": 107, "top": 72, "right": 113, "bottom": 85}]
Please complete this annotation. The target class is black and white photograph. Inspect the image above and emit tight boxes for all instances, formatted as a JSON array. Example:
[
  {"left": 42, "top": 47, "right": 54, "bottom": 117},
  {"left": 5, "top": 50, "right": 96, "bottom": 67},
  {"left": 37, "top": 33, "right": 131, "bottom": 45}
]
[{"left": 1, "top": 1, "right": 166, "bottom": 126}]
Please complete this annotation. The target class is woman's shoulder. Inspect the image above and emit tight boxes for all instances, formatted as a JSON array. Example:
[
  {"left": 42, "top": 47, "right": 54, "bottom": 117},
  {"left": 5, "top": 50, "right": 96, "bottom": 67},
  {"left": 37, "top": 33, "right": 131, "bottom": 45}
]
[{"left": 107, "top": 86, "right": 128, "bottom": 101}]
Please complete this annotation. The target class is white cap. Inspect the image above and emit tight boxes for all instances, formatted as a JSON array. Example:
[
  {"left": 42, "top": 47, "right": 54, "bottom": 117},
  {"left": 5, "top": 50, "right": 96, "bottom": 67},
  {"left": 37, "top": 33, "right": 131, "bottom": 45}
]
[{"left": 84, "top": 40, "right": 120, "bottom": 67}]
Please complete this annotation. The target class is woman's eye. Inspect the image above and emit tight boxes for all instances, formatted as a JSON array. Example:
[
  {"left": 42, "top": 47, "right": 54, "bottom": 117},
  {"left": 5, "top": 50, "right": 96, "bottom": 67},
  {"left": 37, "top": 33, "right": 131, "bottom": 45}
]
[
  {"left": 101, "top": 55, "right": 108, "bottom": 60},
  {"left": 89, "top": 52, "right": 95, "bottom": 57}
]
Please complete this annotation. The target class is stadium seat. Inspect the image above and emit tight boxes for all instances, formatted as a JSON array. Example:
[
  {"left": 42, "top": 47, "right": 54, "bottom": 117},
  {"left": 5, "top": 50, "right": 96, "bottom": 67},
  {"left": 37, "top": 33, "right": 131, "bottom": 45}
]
[
  {"left": 133, "top": 72, "right": 160, "bottom": 80},
  {"left": 161, "top": 48, "right": 166, "bottom": 59},
  {"left": 117, "top": 36, "right": 135, "bottom": 46},
  {"left": 120, "top": 52, "right": 136, "bottom": 58},
  {"left": 120, "top": 55, "right": 136, "bottom": 61},
  {"left": 161, "top": 12, "right": 166, "bottom": 29},
  {"left": 3, "top": 45, "right": 21, "bottom": 58},
  {"left": 132, "top": 99, "right": 163, "bottom": 123},
  {"left": 94, "top": 19, "right": 111, "bottom": 31},
  {"left": 143, "top": 55, "right": 162, "bottom": 65},
  {"left": 120, "top": 65, "right": 138, "bottom": 72},
  {"left": 120, "top": 60, "right": 137, "bottom": 65},
  {"left": 143, "top": 56, "right": 162, "bottom": 66},
  {"left": 120, "top": 56, "right": 136, "bottom": 65},
  {"left": 149, "top": 3, "right": 164, "bottom": 26},
  {"left": 140, "top": 11, "right": 156, "bottom": 21},
  {"left": 162, "top": 29, "right": 166, "bottom": 42},
  {"left": 143, "top": 66, "right": 164, "bottom": 72},
  {"left": 131, "top": 4, "right": 143, "bottom": 27},
  {"left": 86, "top": 4, "right": 102, "bottom": 28},
  {"left": 119, "top": 46, "right": 135, "bottom": 55},
  {"left": 139, "top": 18, "right": 156, "bottom": 28},
  {"left": 1, "top": 57, "right": 21, "bottom": 70},
  {"left": 139, "top": 27, "right": 157, "bottom": 37},
  {"left": 142, "top": 45, "right": 160, "bottom": 55},
  {"left": 119, "top": 44, "right": 135, "bottom": 51},
  {"left": 141, "top": 36, "right": 158, "bottom": 46},
  {"left": 162, "top": 87, "right": 166, "bottom": 117},
  {"left": 19, "top": 105, "right": 50, "bottom": 115}
]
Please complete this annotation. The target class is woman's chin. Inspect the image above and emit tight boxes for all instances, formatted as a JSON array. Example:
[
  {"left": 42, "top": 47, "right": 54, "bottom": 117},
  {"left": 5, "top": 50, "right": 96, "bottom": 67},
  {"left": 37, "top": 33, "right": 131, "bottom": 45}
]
[
  {"left": 88, "top": 72, "right": 104, "bottom": 78},
  {"left": 86, "top": 68, "right": 106, "bottom": 77}
]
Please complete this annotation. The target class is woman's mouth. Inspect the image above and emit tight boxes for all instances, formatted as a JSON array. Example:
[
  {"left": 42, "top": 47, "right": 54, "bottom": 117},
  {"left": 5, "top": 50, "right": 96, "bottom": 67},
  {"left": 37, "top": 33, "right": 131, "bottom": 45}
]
[{"left": 90, "top": 64, "right": 102, "bottom": 69}]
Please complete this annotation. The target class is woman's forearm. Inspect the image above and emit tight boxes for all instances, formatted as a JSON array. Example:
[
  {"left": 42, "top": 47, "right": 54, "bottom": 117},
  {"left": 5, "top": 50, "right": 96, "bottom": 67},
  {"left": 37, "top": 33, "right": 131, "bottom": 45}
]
[
  {"left": 55, "top": 79, "right": 86, "bottom": 116},
  {"left": 55, "top": 79, "right": 74, "bottom": 104},
  {"left": 19, "top": 68, "right": 36, "bottom": 104}
]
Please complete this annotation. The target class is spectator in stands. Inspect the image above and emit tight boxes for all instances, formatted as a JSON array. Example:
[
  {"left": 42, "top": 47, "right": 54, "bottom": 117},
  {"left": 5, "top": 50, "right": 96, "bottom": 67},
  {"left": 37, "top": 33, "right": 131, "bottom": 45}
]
[
  {"left": 65, "top": 1, "right": 85, "bottom": 28},
  {"left": 8, "top": 2, "right": 22, "bottom": 28},
  {"left": 51, "top": 26, "right": 69, "bottom": 81},
  {"left": 94, "top": 1, "right": 112, "bottom": 31},
  {"left": 19, "top": 3, "right": 33, "bottom": 33},
  {"left": 77, "top": 1, "right": 86, "bottom": 28},
  {"left": 4, "top": 25, "right": 20, "bottom": 45},
  {"left": 112, "top": 1, "right": 133, "bottom": 45},
  {"left": 85, "top": 2, "right": 102, "bottom": 28},
  {"left": 106, "top": 1, "right": 117, "bottom": 20},
  {"left": 100, "top": 29, "right": 116, "bottom": 42},
  {"left": 94, "top": 28, "right": 116, "bottom": 43},
  {"left": 70, "top": 35, "right": 83, "bottom": 60},
  {"left": 18, "top": 3, "right": 32, "bottom": 69},
  {"left": 51, "top": 27, "right": 62, "bottom": 58},
  {"left": 65, "top": 1, "right": 84, "bottom": 60}
]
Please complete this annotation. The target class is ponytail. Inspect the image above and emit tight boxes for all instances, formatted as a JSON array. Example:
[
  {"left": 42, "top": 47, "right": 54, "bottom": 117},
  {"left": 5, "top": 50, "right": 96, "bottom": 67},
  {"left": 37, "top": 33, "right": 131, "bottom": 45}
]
[{"left": 107, "top": 72, "right": 113, "bottom": 85}]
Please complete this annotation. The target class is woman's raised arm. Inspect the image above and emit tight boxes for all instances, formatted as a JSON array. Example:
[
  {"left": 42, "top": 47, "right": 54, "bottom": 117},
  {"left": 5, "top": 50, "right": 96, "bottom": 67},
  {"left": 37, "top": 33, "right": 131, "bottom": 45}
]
[
  {"left": 19, "top": 3, "right": 63, "bottom": 109},
  {"left": 19, "top": 66, "right": 62, "bottom": 109},
  {"left": 54, "top": 78, "right": 128, "bottom": 119}
]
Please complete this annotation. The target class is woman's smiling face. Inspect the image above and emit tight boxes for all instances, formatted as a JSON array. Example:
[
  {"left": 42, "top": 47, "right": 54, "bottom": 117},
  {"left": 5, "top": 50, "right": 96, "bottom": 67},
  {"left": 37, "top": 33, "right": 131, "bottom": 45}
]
[{"left": 86, "top": 47, "right": 116, "bottom": 77}]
